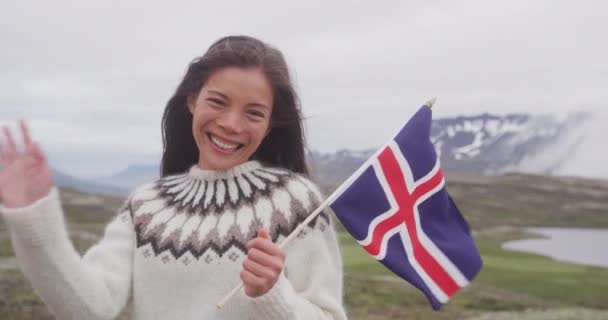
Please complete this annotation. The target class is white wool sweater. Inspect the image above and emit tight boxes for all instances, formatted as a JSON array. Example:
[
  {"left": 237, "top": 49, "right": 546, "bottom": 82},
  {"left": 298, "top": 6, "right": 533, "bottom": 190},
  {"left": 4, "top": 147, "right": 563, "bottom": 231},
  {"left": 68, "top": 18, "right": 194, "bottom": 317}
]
[{"left": 1, "top": 161, "right": 347, "bottom": 320}]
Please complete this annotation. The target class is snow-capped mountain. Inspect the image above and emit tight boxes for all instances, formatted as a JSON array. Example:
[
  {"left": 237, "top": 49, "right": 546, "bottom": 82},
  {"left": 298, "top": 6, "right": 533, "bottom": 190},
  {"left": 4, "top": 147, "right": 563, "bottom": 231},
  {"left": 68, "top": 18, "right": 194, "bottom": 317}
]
[
  {"left": 430, "top": 112, "right": 590, "bottom": 175},
  {"left": 310, "top": 111, "right": 595, "bottom": 188},
  {"left": 308, "top": 149, "right": 376, "bottom": 189}
]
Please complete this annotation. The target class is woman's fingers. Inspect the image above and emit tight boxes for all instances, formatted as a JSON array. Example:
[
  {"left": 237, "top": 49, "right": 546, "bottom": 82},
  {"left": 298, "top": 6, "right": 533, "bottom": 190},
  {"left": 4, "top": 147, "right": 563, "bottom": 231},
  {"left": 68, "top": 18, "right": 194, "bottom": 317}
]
[
  {"left": 240, "top": 267, "right": 275, "bottom": 298},
  {"left": 28, "top": 142, "right": 46, "bottom": 163},
  {"left": 0, "top": 136, "right": 6, "bottom": 165},
  {"left": 247, "top": 238, "right": 283, "bottom": 257},
  {"left": 19, "top": 120, "right": 32, "bottom": 147},
  {"left": 21, "top": 122, "right": 46, "bottom": 162},
  {"left": 240, "top": 269, "right": 266, "bottom": 291},
  {"left": 1, "top": 127, "right": 17, "bottom": 164},
  {"left": 243, "top": 254, "right": 278, "bottom": 279},
  {"left": 3, "top": 127, "right": 17, "bottom": 154},
  {"left": 0, "top": 122, "right": 40, "bottom": 166},
  {"left": 246, "top": 247, "right": 283, "bottom": 272},
  {"left": 247, "top": 230, "right": 285, "bottom": 258},
  {"left": 241, "top": 231, "right": 286, "bottom": 297}
]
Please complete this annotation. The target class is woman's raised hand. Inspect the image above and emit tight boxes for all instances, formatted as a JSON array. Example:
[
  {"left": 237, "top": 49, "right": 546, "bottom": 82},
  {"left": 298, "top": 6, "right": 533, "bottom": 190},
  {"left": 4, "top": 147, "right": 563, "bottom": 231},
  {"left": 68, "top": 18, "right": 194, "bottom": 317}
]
[
  {"left": 241, "top": 229, "right": 286, "bottom": 298},
  {"left": 0, "top": 121, "right": 53, "bottom": 209}
]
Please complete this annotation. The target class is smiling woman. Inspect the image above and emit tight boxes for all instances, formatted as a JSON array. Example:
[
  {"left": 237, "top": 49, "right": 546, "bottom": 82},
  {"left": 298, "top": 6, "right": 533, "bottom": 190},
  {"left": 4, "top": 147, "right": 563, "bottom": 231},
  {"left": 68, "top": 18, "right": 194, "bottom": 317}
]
[
  {"left": 187, "top": 67, "right": 274, "bottom": 171},
  {"left": 161, "top": 36, "right": 308, "bottom": 178},
  {"left": 0, "top": 36, "right": 346, "bottom": 320}
]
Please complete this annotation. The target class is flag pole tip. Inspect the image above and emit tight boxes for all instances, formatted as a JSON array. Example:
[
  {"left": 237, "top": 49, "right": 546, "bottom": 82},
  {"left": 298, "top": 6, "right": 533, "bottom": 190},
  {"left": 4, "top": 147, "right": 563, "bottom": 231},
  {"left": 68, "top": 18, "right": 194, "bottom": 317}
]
[{"left": 425, "top": 97, "right": 437, "bottom": 109}]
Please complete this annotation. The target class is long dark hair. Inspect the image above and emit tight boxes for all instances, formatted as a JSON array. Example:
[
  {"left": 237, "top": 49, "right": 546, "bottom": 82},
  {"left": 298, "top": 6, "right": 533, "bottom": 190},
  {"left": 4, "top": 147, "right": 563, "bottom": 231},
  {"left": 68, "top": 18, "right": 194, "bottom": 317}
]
[{"left": 160, "top": 36, "right": 308, "bottom": 177}]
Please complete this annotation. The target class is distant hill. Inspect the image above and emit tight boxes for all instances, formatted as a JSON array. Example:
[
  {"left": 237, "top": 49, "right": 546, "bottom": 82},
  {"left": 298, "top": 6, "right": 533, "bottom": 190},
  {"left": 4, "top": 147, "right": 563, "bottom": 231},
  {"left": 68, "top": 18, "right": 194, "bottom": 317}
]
[
  {"left": 310, "top": 112, "right": 592, "bottom": 188},
  {"left": 51, "top": 168, "right": 128, "bottom": 196},
  {"left": 95, "top": 164, "right": 160, "bottom": 191},
  {"left": 445, "top": 172, "right": 608, "bottom": 229},
  {"left": 0, "top": 163, "right": 127, "bottom": 197},
  {"left": 429, "top": 112, "right": 589, "bottom": 175}
]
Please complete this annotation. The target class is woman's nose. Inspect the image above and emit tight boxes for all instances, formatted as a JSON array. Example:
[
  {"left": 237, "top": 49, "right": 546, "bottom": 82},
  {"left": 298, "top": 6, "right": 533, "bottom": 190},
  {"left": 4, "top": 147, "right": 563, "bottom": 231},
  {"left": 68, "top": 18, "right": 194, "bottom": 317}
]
[{"left": 216, "top": 110, "right": 244, "bottom": 133}]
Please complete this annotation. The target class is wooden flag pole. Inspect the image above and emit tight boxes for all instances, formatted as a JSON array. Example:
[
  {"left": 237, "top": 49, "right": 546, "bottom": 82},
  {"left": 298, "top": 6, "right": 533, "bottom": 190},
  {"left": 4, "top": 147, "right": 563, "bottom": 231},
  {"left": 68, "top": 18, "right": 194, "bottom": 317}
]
[{"left": 216, "top": 98, "right": 437, "bottom": 309}]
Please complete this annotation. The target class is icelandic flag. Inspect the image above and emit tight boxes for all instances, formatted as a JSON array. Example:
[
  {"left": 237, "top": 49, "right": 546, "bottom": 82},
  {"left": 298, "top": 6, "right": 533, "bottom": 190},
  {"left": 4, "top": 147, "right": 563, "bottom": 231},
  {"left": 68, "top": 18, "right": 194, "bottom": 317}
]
[{"left": 326, "top": 102, "right": 483, "bottom": 310}]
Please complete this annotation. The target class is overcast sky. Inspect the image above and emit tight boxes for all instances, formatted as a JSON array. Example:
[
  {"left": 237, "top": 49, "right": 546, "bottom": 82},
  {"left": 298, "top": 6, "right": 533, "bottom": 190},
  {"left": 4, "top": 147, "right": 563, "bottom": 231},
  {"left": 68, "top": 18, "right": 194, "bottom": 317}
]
[{"left": 1, "top": 1, "right": 607, "bottom": 178}]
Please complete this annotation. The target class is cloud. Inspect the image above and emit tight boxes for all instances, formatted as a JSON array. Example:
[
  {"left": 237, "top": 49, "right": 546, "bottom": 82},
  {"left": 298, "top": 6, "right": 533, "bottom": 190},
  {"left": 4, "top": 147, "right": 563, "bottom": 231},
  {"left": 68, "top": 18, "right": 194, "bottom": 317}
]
[
  {"left": 554, "top": 109, "right": 608, "bottom": 178},
  {"left": 1, "top": 0, "right": 606, "bottom": 176}
]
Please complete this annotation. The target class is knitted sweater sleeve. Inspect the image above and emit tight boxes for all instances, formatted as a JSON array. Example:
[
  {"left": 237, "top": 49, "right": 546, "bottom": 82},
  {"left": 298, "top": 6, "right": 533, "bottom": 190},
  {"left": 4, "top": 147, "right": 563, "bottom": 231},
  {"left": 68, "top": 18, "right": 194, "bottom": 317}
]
[
  {"left": 246, "top": 177, "right": 348, "bottom": 320},
  {"left": 0, "top": 187, "right": 135, "bottom": 320}
]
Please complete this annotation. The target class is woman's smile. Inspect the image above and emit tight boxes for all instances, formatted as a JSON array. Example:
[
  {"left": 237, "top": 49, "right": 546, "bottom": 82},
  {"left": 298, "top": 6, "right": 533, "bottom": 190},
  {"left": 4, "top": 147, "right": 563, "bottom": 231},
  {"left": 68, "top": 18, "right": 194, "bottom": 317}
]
[{"left": 207, "top": 132, "right": 244, "bottom": 154}]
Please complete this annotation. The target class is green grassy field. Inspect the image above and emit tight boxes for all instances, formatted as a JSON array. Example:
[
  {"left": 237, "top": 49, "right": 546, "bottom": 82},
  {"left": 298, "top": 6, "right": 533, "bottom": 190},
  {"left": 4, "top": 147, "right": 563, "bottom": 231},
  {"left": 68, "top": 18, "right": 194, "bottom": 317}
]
[{"left": 339, "top": 228, "right": 608, "bottom": 319}]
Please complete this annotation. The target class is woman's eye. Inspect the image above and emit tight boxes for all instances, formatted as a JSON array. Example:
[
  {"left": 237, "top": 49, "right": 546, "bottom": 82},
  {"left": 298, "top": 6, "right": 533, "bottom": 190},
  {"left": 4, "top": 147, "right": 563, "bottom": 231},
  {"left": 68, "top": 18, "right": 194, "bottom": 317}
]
[
  {"left": 207, "top": 98, "right": 225, "bottom": 107},
  {"left": 248, "top": 110, "right": 266, "bottom": 119}
]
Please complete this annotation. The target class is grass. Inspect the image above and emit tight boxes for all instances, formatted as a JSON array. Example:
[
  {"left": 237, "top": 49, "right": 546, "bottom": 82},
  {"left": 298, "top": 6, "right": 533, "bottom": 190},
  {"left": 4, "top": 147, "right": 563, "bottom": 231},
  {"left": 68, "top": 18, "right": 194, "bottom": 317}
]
[
  {"left": 446, "top": 174, "right": 608, "bottom": 229},
  {"left": 338, "top": 229, "right": 608, "bottom": 319},
  {"left": 467, "top": 308, "right": 608, "bottom": 320},
  {"left": 475, "top": 240, "right": 608, "bottom": 308}
]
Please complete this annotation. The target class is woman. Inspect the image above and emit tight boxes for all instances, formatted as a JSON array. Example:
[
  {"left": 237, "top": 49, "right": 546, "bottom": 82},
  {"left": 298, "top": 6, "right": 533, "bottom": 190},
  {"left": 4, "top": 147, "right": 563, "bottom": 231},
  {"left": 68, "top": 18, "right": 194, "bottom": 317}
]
[{"left": 0, "top": 36, "right": 347, "bottom": 320}]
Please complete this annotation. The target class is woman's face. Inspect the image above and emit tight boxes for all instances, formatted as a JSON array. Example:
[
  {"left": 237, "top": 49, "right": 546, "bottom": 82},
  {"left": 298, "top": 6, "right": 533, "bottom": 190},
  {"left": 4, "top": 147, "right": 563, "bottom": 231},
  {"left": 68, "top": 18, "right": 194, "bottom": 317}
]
[{"left": 188, "top": 67, "right": 273, "bottom": 171}]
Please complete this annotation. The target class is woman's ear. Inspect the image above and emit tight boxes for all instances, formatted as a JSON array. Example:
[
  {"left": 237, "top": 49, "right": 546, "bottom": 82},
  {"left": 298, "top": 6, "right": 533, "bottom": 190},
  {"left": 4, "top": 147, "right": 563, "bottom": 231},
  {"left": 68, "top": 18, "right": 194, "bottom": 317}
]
[{"left": 186, "top": 96, "right": 196, "bottom": 115}]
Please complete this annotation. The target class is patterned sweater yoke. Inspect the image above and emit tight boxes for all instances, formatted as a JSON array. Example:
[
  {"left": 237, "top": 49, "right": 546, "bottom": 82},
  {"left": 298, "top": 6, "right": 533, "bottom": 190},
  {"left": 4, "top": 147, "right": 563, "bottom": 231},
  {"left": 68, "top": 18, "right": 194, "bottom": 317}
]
[{"left": 131, "top": 161, "right": 331, "bottom": 262}]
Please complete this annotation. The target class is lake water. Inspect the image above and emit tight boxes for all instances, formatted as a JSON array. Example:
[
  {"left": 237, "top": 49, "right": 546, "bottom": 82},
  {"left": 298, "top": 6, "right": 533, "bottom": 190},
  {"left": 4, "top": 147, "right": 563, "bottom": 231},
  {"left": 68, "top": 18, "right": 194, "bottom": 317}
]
[{"left": 502, "top": 227, "right": 608, "bottom": 268}]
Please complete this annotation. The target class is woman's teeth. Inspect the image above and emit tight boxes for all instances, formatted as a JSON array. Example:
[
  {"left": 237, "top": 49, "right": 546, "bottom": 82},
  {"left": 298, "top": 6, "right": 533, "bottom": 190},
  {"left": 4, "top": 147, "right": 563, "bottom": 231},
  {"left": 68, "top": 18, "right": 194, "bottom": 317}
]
[{"left": 210, "top": 134, "right": 240, "bottom": 151}]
